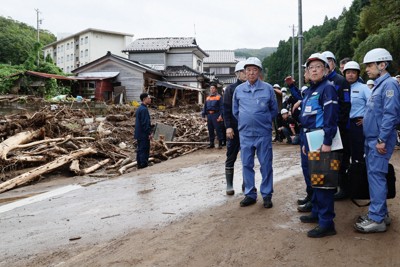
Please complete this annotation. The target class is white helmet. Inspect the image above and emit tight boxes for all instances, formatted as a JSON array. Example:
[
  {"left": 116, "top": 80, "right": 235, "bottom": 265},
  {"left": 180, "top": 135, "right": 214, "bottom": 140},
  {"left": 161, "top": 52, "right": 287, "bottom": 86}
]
[
  {"left": 305, "top": 53, "right": 329, "bottom": 67},
  {"left": 343, "top": 61, "right": 361, "bottom": 73},
  {"left": 363, "top": 48, "right": 393, "bottom": 64},
  {"left": 235, "top": 61, "right": 246, "bottom": 72},
  {"left": 281, "top": 87, "right": 287, "bottom": 92},
  {"left": 301, "top": 85, "right": 308, "bottom": 92},
  {"left": 281, "top": 108, "right": 289, "bottom": 115},
  {"left": 244, "top": 57, "right": 262, "bottom": 69},
  {"left": 366, "top": 80, "right": 374, "bottom": 85},
  {"left": 273, "top": 84, "right": 281, "bottom": 89},
  {"left": 322, "top": 51, "right": 336, "bottom": 62}
]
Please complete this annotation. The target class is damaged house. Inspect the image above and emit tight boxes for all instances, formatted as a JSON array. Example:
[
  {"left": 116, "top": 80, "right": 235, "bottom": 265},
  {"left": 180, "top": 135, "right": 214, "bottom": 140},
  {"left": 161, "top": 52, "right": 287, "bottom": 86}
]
[{"left": 72, "top": 37, "right": 211, "bottom": 106}]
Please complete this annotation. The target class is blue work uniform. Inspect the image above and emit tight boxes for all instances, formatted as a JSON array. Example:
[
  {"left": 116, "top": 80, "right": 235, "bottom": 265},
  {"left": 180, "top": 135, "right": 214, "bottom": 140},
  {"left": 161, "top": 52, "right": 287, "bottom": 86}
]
[
  {"left": 134, "top": 103, "right": 151, "bottom": 168},
  {"left": 349, "top": 81, "right": 371, "bottom": 162},
  {"left": 202, "top": 93, "right": 224, "bottom": 145},
  {"left": 233, "top": 79, "right": 278, "bottom": 200},
  {"left": 363, "top": 73, "right": 400, "bottom": 223},
  {"left": 299, "top": 77, "right": 339, "bottom": 229},
  {"left": 224, "top": 79, "right": 244, "bottom": 168}
]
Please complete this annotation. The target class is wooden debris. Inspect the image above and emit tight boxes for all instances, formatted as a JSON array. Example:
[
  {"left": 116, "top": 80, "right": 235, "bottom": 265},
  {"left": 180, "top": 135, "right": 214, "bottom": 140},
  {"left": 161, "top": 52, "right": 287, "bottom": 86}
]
[{"left": 0, "top": 147, "right": 96, "bottom": 193}]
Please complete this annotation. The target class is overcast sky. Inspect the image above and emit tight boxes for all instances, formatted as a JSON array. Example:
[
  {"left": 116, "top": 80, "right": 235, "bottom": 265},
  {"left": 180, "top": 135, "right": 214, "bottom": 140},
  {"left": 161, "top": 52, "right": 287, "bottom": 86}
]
[{"left": 1, "top": 0, "right": 353, "bottom": 50}]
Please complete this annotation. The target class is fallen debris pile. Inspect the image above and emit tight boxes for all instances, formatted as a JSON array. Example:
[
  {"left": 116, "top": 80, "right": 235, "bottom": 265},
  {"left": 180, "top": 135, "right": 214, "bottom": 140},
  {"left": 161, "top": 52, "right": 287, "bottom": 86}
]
[{"left": 0, "top": 104, "right": 209, "bottom": 192}]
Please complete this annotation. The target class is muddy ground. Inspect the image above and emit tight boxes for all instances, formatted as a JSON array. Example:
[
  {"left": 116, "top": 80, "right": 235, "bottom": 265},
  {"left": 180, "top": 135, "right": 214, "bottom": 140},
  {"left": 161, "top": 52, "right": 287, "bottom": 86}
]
[{"left": 1, "top": 144, "right": 400, "bottom": 267}]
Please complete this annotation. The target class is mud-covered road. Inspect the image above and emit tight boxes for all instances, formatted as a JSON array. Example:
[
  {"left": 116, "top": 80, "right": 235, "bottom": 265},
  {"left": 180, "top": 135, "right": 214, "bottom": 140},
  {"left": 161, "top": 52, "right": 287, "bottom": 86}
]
[{"left": 1, "top": 144, "right": 399, "bottom": 267}]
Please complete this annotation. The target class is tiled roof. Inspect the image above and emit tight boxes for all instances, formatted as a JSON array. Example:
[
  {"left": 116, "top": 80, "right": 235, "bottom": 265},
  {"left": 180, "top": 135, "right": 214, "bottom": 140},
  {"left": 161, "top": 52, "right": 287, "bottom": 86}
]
[
  {"left": 164, "top": 65, "right": 201, "bottom": 77},
  {"left": 204, "top": 50, "right": 237, "bottom": 63},
  {"left": 124, "top": 37, "right": 198, "bottom": 52}
]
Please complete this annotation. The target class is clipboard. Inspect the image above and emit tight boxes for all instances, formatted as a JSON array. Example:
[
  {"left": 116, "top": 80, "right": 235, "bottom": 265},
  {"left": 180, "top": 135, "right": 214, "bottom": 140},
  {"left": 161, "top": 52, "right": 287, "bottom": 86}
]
[{"left": 306, "top": 127, "right": 343, "bottom": 152}]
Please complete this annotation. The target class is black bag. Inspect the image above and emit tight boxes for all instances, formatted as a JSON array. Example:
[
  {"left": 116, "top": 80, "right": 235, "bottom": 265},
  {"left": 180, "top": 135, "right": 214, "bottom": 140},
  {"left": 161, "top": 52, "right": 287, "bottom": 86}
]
[
  {"left": 347, "top": 161, "right": 396, "bottom": 205},
  {"left": 308, "top": 151, "right": 342, "bottom": 189}
]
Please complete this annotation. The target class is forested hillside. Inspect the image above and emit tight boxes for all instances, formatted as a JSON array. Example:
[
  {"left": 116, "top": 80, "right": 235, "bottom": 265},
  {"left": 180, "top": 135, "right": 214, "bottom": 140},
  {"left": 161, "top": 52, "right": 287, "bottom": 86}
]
[
  {"left": 0, "top": 16, "right": 56, "bottom": 65},
  {"left": 264, "top": 0, "right": 400, "bottom": 85},
  {"left": 235, "top": 47, "right": 277, "bottom": 61}
]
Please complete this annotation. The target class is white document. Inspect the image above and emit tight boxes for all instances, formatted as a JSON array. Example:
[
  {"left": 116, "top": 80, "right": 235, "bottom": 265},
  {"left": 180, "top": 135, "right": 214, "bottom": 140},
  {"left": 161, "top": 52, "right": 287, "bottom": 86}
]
[{"left": 306, "top": 127, "right": 343, "bottom": 152}]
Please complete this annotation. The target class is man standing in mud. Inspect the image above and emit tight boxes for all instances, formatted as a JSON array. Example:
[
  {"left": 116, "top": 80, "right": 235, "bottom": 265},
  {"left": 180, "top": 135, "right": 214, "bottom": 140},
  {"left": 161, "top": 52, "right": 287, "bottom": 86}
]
[
  {"left": 233, "top": 57, "right": 278, "bottom": 208},
  {"left": 134, "top": 93, "right": 153, "bottom": 169}
]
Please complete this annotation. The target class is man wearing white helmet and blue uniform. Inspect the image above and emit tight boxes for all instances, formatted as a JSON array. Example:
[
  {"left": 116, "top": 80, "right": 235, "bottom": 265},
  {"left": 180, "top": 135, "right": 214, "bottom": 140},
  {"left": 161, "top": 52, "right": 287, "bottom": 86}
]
[
  {"left": 354, "top": 48, "right": 400, "bottom": 233},
  {"left": 223, "top": 61, "right": 246, "bottom": 195},
  {"left": 233, "top": 57, "right": 278, "bottom": 208},
  {"left": 296, "top": 52, "right": 339, "bottom": 238}
]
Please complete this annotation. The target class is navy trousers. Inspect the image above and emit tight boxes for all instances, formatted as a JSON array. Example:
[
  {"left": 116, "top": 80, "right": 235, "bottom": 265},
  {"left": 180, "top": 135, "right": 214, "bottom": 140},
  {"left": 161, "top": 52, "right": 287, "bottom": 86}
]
[{"left": 136, "top": 138, "right": 150, "bottom": 168}]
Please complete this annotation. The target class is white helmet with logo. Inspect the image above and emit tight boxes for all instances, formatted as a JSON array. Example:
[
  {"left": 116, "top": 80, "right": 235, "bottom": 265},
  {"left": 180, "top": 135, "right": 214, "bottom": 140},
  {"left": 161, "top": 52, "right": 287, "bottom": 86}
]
[
  {"left": 363, "top": 48, "right": 393, "bottom": 64},
  {"left": 244, "top": 57, "right": 263, "bottom": 69},
  {"left": 366, "top": 79, "right": 374, "bottom": 85},
  {"left": 281, "top": 108, "right": 289, "bottom": 115},
  {"left": 305, "top": 53, "right": 329, "bottom": 67},
  {"left": 343, "top": 61, "right": 361, "bottom": 73},
  {"left": 234, "top": 61, "right": 246, "bottom": 72},
  {"left": 322, "top": 51, "right": 336, "bottom": 62},
  {"left": 281, "top": 87, "right": 287, "bottom": 92},
  {"left": 273, "top": 84, "right": 281, "bottom": 89}
]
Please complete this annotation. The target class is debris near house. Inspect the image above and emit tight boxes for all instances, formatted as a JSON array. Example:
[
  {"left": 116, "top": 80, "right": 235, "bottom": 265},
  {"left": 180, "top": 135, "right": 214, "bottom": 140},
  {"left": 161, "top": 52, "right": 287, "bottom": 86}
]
[{"left": 0, "top": 104, "right": 209, "bottom": 193}]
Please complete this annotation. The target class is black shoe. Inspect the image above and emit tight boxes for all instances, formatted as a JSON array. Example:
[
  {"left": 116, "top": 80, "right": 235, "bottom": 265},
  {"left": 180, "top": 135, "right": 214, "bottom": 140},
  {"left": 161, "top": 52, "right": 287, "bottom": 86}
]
[
  {"left": 334, "top": 189, "right": 347, "bottom": 200},
  {"left": 240, "top": 196, "right": 256, "bottom": 207},
  {"left": 207, "top": 144, "right": 215, "bottom": 149},
  {"left": 263, "top": 197, "right": 273, "bottom": 208},
  {"left": 307, "top": 225, "right": 336, "bottom": 238},
  {"left": 297, "top": 195, "right": 311, "bottom": 205},
  {"left": 297, "top": 201, "right": 312, "bottom": 212},
  {"left": 300, "top": 214, "right": 318, "bottom": 223}
]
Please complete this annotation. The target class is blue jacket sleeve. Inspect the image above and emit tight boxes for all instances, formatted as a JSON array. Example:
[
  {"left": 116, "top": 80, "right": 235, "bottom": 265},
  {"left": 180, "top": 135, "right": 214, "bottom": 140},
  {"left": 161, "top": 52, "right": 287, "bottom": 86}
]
[
  {"left": 380, "top": 81, "right": 400, "bottom": 142},
  {"left": 269, "top": 87, "right": 278, "bottom": 119},
  {"left": 289, "top": 84, "right": 303, "bottom": 101},
  {"left": 322, "top": 84, "right": 339, "bottom": 146}
]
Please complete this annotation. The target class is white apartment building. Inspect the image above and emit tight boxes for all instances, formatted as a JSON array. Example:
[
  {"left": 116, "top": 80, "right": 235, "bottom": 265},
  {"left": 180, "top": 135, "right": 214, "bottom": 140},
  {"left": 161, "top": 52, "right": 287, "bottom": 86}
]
[{"left": 43, "top": 28, "right": 133, "bottom": 73}]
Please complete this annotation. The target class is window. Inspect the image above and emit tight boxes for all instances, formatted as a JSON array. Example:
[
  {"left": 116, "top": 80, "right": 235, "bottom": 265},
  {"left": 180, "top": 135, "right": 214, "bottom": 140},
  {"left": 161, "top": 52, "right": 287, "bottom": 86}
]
[
  {"left": 85, "top": 36, "right": 88, "bottom": 44},
  {"left": 80, "top": 38, "right": 83, "bottom": 45},
  {"left": 67, "top": 66, "right": 70, "bottom": 73},
  {"left": 61, "top": 56, "right": 63, "bottom": 63},
  {"left": 80, "top": 50, "right": 83, "bottom": 58},
  {"left": 210, "top": 67, "right": 229, "bottom": 75},
  {"left": 67, "top": 43, "right": 70, "bottom": 50},
  {"left": 85, "top": 49, "right": 88, "bottom": 57},
  {"left": 67, "top": 54, "right": 69, "bottom": 61}
]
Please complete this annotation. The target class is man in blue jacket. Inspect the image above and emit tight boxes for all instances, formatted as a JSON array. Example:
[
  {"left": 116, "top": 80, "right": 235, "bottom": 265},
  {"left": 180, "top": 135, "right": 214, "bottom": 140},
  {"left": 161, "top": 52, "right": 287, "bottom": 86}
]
[
  {"left": 354, "top": 48, "right": 400, "bottom": 233},
  {"left": 233, "top": 57, "right": 278, "bottom": 208},
  {"left": 296, "top": 53, "right": 339, "bottom": 238},
  {"left": 223, "top": 61, "right": 246, "bottom": 195},
  {"left": 134, "top": 93, "right": 153, "bottom": 169}
]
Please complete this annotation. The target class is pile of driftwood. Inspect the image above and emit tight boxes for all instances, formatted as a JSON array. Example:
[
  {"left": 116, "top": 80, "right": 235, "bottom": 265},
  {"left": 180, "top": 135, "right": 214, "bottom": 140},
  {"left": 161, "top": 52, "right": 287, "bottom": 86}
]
[{"left": 0, "top": 104, "right": 209, "bottom": 193}]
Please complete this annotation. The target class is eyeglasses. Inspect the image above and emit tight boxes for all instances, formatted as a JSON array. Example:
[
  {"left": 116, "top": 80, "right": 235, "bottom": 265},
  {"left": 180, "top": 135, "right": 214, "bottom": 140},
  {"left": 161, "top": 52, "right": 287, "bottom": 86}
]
[{"left": 307, "top": 65, "right": 325, "bottom": 71}]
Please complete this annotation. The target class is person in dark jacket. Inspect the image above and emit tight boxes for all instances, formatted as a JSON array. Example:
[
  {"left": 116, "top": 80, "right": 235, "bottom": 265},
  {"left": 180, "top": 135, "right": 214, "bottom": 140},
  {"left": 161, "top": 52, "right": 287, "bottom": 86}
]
[
  {"left": 322, "top": 51, "right": 351, "bottom": 200},
  {"left": 223, "top": 61, "right": 246, "bottom": 195},
  {"left": 202, "top": 84, "right": 224, "bottom": 148},
  {"left": 134, "top": 93, "right": 153, "bottom": 169}
]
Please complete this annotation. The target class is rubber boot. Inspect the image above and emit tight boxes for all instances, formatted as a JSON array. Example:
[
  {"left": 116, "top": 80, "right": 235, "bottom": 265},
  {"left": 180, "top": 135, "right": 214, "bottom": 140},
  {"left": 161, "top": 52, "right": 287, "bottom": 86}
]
[{"left": 225, "top": 167, "right": 234, "bottom": 195}]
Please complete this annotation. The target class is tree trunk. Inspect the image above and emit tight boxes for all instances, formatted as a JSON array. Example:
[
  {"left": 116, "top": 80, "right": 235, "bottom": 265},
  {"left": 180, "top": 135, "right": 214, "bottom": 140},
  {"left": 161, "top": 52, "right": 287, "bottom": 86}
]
[{"left": 0, "top": 147, "right": 97, "bottom": 193}]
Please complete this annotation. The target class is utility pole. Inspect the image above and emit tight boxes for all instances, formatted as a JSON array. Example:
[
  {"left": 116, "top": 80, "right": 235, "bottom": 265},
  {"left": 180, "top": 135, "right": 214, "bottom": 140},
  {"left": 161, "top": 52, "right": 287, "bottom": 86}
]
[
  {"left": 290, "top": 24, "right": 296, "bottom": 78},
  {"left": 297, "top": 0, "right": 304, "bottom": 88},
  {"left": 35, "top": 8, "right": 42, "bottom": 67}
]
